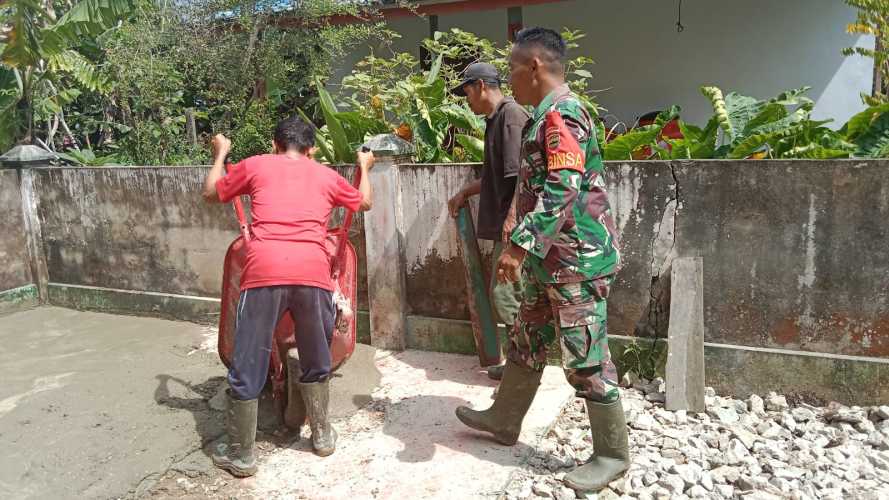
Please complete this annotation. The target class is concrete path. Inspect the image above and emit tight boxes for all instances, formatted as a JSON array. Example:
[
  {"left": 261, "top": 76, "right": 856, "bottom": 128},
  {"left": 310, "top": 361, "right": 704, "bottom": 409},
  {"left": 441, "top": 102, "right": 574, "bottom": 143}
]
[
  {"left": 0, "top": 307, "right": 574, "bottom": 499},
  {"left": 158, "top": 350, "right": 575, "bottom": 500}
]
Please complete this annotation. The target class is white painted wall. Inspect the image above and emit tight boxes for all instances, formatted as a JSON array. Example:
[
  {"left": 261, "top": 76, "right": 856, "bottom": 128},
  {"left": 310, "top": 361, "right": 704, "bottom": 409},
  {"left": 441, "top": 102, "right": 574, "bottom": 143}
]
[
  {"left": 331, "top": 0, "right": 874, "bottom": 129},
  {"left": 524, "top": 0, "right": 873, "bottom": 128}
]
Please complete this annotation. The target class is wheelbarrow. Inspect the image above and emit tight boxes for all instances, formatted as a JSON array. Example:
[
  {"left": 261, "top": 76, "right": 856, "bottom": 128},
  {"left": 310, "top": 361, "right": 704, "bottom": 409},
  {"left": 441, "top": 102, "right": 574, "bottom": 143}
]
[{"left": 216, "top": 153, "right": 364, "bottom": 416}]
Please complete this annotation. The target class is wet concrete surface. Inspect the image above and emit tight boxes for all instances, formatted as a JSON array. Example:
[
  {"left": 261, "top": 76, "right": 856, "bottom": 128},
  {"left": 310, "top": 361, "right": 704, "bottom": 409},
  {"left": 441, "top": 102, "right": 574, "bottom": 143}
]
[
  {"left": 0, "top": 307, "right": 224, "bottom": 499},
  {"left": 148, "top": 350, "right": 574, "bottom": 500},
  {"left": 0, "top": 307, "right": 382, "bottom": 499},
  {"left": 1, "top": 307, "right": 570, "bottom": 499}
]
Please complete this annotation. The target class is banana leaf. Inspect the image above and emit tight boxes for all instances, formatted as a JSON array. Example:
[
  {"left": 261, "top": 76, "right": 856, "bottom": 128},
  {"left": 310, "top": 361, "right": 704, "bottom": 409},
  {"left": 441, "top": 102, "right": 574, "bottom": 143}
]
[
  {"left": 769, "top": 87, "right": 814, "bottom": 108},
  {"left": 456, "top": 134, "right": 484, "bottom": 162},
  {"left": 853, "top": 111, "right": 889, "bottom": 158},
  {"left": 2, "top": 3, "right": 42, "bottom": 68},
  {"left": 314, "top": 76, "right": 353, "bottom": 163},
  {"left": 440, "top": 103, "right": 484, "bottom": 134},
  {"left": 723, "top": 92, "right": 764, "bottom": 143},
  {"left": 335, "top": 111, "right": 389, "bottom": 145},
  {"left": 782, "top": 144, "right": 851, "bottom": 159},
  {"left": 425, "top": 54, "right": 443, "bottom": 85},
  {"left": 728, "top": 123, "right": 807, "bottom": 159},
  {"left": 48, "top": 50, "right": 109, "bottom": 92},
  {"left": 0, "top": 68, "right": 22, "bottom": 114},
  {"left": 52, "top": 0, "right": 135, "bottom": 41},
  {"left": 842, "top": 103, "right": 889, "bottom": 142},
  {"left": 603, "top": 125, "right": 658, "bottom": 161}
]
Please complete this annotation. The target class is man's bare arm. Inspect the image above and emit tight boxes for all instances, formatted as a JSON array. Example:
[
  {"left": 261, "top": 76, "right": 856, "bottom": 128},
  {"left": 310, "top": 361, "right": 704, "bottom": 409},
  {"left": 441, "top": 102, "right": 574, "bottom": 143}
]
[
  {"left": 202, "top": 134, "right": 231, "bottom": 204},
  {"left": 357, "top": 151, "right": 375, "bottom": 211}
]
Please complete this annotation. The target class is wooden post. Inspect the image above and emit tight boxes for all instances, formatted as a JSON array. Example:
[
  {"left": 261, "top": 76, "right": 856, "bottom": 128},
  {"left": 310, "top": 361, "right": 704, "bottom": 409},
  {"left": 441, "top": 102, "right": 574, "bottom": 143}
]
[
  {"left": 455, "top": 206, "right": 501, "bottom": 367},
  {"left": 665, "top": 257, "right": 705, "bottom": 412}
]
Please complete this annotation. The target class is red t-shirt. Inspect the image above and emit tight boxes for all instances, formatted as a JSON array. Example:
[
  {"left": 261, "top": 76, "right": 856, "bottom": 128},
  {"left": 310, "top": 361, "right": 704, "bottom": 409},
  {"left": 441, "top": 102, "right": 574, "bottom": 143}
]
[{"left": 216, "top": 154, "right": 362, "bottom": 291}]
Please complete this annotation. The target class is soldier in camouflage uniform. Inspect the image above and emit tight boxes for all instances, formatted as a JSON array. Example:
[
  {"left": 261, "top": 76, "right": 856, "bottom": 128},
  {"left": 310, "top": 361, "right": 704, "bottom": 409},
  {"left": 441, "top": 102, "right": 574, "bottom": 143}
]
[{"left": 455, "top": 27, "right": 629, "bottom": 493}]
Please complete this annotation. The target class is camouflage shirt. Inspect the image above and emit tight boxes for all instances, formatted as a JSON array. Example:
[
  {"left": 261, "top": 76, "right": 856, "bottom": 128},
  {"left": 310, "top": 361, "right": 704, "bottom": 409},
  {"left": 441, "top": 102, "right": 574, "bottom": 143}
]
[{"left": 510, "top": 85, "right": 621, "bottom": 284}]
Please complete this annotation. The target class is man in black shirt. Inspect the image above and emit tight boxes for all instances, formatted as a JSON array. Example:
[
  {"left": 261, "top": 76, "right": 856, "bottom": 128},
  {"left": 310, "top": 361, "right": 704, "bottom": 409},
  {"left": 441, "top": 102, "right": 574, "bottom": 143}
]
[{"left": 449, "top": 62, "right": 529, "bottom": 380}]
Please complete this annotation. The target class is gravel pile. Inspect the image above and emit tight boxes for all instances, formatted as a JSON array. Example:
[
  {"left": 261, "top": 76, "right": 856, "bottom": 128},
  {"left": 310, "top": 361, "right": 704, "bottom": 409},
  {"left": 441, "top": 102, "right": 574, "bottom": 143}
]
[{"left": 504, "top": 379, "right": 889, "bottom": 500}]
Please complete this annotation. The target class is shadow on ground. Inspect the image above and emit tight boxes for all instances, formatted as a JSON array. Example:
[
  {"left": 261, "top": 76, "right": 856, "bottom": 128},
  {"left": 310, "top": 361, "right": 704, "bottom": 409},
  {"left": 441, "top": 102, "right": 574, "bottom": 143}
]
[
  {"left": 153, "top": 375, "right": 227, "bottom": 452},
  {"left": 370, "top": 393, "right": 536, "bottom": 465}
]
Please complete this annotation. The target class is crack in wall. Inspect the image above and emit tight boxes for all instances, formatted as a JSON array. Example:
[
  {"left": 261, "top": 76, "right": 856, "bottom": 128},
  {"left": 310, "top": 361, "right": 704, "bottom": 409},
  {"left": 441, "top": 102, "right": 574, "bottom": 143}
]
[{"left": 637, "top": 162, "right": 682, "bottom": 339}]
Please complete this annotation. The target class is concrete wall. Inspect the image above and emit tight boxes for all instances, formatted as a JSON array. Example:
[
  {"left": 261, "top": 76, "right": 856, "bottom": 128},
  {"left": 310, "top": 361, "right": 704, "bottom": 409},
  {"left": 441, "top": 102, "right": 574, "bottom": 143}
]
[
  {"left": 0, "top": 169, "right": 37, "bottom": 313},
  {"left": 27, "top": 162, "right": 888, "bottom": 355},
  {"left": 0, "top": 169, "right": 31, "bottom": 291},
  {"left": 27, "top": 166, "right": 370, "bottom": 323},
  {"left": 7, "top": 160, "right": 889, "bottom": 403},
  {"left": 400, "top": 164, "right": 485, "bottom": 320},
  {"left": 333, "top": 0, "right": 871, "bottom": 129},
  {"left": 674, "top": 159, "right": 889, "bottom": 358},
  {"left": 33, "top": 168, "right": 236, "bottom": 297}
]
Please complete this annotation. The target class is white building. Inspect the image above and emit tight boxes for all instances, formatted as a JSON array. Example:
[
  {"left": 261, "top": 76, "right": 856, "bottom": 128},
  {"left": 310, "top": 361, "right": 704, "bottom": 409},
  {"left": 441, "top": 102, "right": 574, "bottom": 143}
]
[{"left": 332, "top": 0, "right": 875, "bottom": 129}]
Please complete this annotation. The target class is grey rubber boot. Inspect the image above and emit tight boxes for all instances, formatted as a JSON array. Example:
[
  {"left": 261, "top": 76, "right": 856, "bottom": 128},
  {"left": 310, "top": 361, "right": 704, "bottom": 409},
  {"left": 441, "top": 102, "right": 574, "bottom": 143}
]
[
  {"left": 283, "top": 348, "right": 307, "bottom": 431},
  {"left": 455, "top": 360, "right": 542, "bottom": 445},
  {"left": 299, "top": 380, "right": 337, "bottom": 457},
  {"left": 212, "top": 391, "right": 259, "bottom": 477},
  {"left": 563, "top": 398, "right": 630, "bottom": 492}
]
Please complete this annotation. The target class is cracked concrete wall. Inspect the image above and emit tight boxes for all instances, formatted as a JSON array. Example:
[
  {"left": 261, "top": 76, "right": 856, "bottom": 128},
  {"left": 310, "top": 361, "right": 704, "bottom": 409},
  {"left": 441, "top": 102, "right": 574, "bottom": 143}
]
[
  {"left": 21, "top": 161, "right": 889, "bottom": 362},
  {"left": 0, "top": 169, "right": 33, "bottom": 292},
  {"left": 605, "top": 162, "right": 678, "bottom": 339},
  {"left": 673, "top": 159, "right": 889, "bottom": 358},
  {"left": 399, "top": 162, "right": 675, "bottom": 338}
]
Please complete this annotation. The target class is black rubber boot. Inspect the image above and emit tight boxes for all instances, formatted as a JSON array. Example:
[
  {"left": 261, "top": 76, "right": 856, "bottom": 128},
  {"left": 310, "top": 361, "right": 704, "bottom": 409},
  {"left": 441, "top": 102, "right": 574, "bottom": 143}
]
[
  {"left": 283, "top": 348, "right": 307, "bottom": 431},
  {"left": 455, "top": 360, "right": 542, "bottom": 445},
  {"left": 212, "top": 391, "right": 259, "bottom": 477},
  {"left": 299, "top": 380, "right": 337, "bottom": 457},
  {"left": 563, "top": 398, "right": 630, "bottom": 492}
]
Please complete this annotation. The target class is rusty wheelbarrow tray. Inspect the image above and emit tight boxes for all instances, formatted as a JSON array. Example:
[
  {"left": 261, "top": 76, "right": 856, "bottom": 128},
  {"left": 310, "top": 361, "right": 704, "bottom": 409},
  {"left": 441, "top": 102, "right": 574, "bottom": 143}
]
[{"left": 216, "top": 162, "right": 362, "bottom": 401}]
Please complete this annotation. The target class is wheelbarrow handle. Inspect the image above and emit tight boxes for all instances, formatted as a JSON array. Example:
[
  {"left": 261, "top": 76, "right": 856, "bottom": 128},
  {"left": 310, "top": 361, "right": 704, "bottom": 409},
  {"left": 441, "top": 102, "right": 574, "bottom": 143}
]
[
  {"left": 225, "top": 161, "right": 251, "bottom": 242},
  {"left": 333, "top": 150, "right": 367, "bottom": 274}
]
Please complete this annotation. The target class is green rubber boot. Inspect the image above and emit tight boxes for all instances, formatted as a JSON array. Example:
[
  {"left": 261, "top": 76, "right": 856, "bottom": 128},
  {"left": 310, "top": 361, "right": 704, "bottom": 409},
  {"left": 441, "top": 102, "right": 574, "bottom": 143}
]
[
  {"left": 486, "top": 363, "right": 505, "bottom": 381},
  {"left": 455, "top": 360, "right": 542, "bottom": 445},
  {"left": 212, "top": 391, "right": 258, "bottom": 477},
  {"left": 563, "top": 398, "right": 630, "bottom": 492},
  {"left": 283, "top": 349, "right": 307, "bottom": 431},
  {"left": 300, "top": 380, "right": 337, "bottom": 457}
]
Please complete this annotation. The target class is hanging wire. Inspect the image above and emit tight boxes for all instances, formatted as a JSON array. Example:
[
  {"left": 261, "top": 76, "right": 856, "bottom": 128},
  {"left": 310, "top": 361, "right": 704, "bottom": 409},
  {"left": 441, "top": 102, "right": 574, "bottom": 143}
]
[{"left": 676, "top": 0, "right": 685, "bottom": 33}]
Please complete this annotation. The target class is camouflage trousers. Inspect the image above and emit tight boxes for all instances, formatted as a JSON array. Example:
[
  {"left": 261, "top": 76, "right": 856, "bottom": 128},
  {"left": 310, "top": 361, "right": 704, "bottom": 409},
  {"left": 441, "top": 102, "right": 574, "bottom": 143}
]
[{"left": 507, "top": 275, "right": 620, "bottom": 403}]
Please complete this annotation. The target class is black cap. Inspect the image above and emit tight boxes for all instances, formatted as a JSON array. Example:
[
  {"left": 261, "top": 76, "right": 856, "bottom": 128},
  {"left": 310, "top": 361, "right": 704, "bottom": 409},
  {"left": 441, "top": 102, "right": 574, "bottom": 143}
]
[{"left": 451, "top": 63, "right": 501, "bottom": 97}]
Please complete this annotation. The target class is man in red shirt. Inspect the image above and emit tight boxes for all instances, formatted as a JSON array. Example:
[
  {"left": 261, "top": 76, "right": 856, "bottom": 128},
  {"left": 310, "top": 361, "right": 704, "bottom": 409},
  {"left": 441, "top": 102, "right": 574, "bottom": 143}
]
[{"left": 202, "top": 116, "right": 374, "bottom": 477}]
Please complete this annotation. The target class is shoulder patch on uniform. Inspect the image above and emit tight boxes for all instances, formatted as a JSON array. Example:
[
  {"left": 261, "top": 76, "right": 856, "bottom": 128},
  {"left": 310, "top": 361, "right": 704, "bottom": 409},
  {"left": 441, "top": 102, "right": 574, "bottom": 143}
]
[
  {"left": 546, "top": 126, "right": 560, "bottom": 150},
  {"left": 544, "top": 111, "right": 585, "bottom": 173}
]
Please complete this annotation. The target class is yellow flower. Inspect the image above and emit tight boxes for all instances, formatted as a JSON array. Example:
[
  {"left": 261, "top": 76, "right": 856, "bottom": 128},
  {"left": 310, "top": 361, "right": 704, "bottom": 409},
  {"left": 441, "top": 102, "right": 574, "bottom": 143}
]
[{"left": 371, "top": 95, "right": 383, "bottom": 111}]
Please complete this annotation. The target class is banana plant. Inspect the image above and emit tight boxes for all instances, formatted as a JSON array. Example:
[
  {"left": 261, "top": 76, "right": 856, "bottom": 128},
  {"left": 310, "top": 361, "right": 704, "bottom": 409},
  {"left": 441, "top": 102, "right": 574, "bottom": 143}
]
[
  {"left": 699, "top": 86, "right": 821, "bottom": 159},
  {"left": 304, "top": 76, "right": 389, "bottom": 164},
  {"left": 0, "top": 0, "right": 133, "bottom": 148},
  {"left": 56, "top": 146, "right": 121, "bottom": 166},
  {"left": 311, "top": 54, "right": 486, "bottom": 164},
  {"left": 605, "top": 86, "right": 865, "bottom": 161},
  {"left": 602, "top": 106, "right": 683, "bottom": 161}
]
